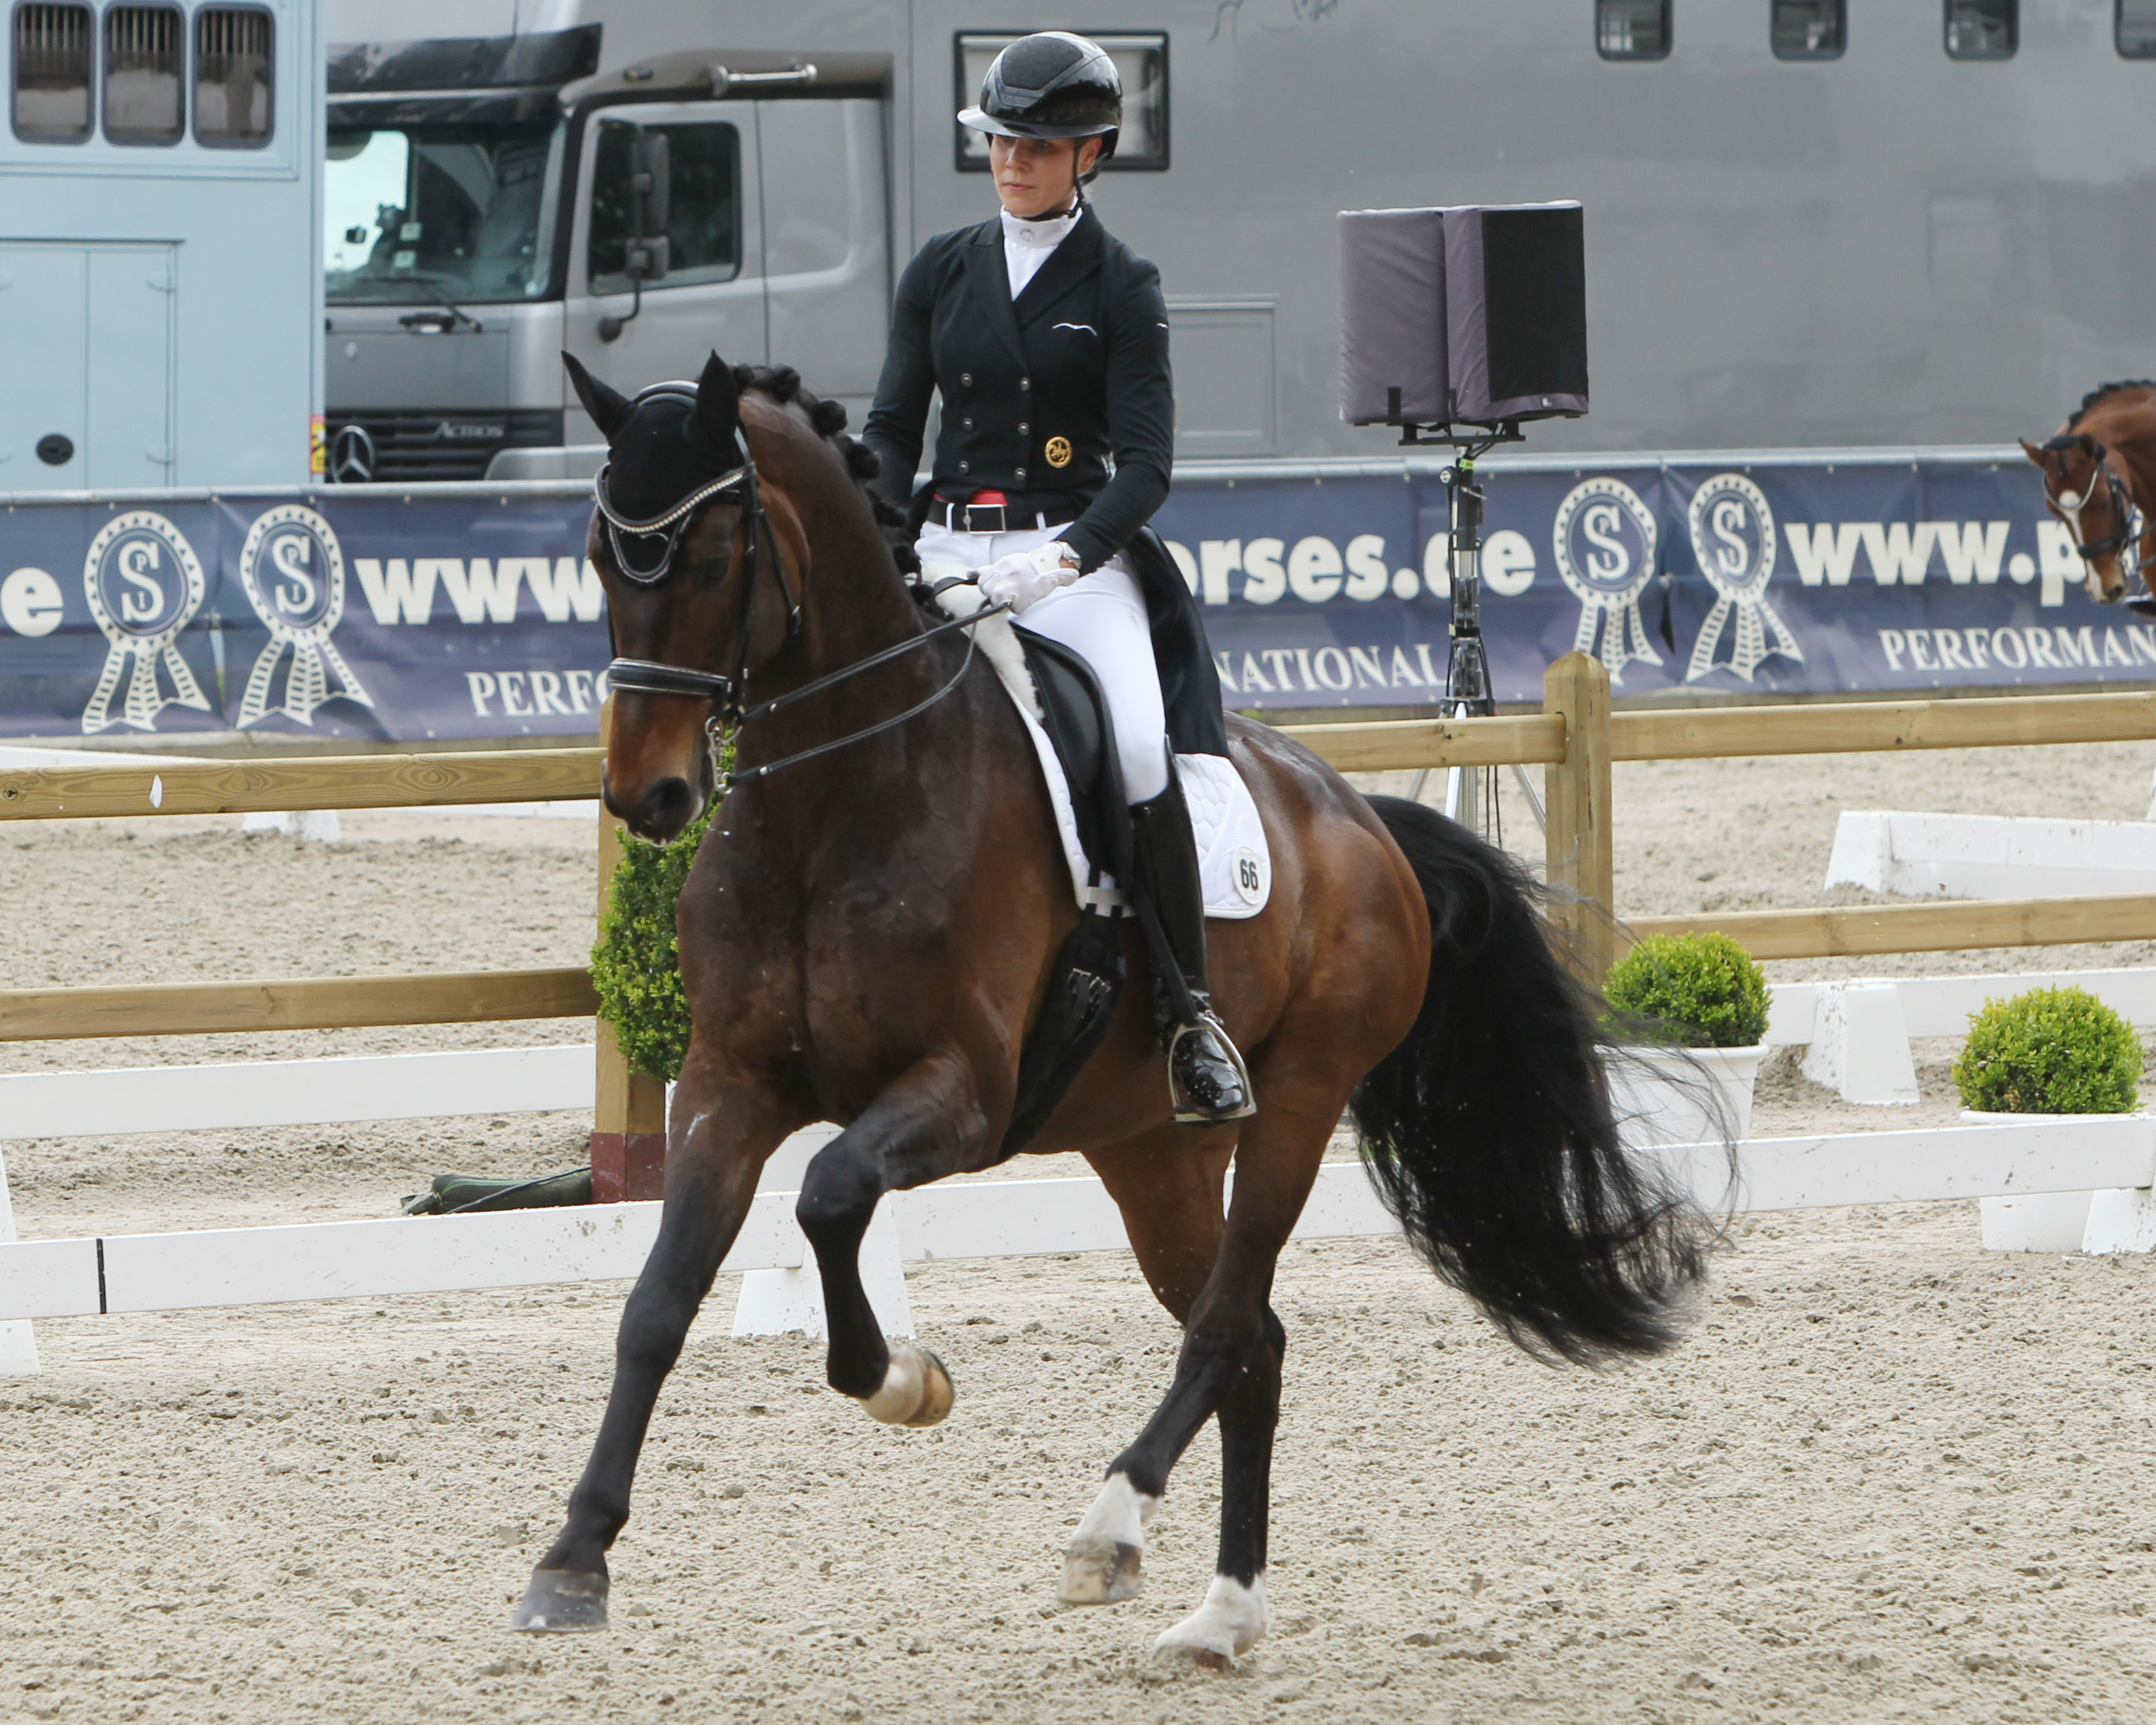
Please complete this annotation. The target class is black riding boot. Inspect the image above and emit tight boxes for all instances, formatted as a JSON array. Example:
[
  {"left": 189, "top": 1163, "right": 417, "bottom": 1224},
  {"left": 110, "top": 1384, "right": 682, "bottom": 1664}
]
[{"left": 1128, "top": 771, "right": 1256, "bottom": 1126}]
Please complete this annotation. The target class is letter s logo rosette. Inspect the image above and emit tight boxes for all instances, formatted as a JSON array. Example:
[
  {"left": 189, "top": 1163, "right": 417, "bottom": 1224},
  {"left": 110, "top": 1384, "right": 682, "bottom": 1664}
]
[
  {"left": 235, "top": 505, "right": 374, "bottom": 727},
  {"left": 80, "top": 511, "right": 213, "bottom": 733},
  {"left": 1684, "top": 472, "right": 1802, "bottom": 683},
  {"left": 1553, "top": 477, "right": 1663, "bottom": 685}
]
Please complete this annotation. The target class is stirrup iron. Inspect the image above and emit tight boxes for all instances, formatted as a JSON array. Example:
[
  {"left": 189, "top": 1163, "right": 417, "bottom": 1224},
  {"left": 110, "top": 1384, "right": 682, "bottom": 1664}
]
[{"left": 1166, "top": 1007, "right": 1256, "bottom": 1126}]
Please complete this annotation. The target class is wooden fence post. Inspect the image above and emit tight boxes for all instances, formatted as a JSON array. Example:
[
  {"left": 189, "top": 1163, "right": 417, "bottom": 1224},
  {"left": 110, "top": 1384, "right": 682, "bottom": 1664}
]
[
  {"left": 1544, "top": 651, "right": 1616, "bottom": 986},
  {"left": 589, "top": 698, "right": 668, "bottom": 1202}
]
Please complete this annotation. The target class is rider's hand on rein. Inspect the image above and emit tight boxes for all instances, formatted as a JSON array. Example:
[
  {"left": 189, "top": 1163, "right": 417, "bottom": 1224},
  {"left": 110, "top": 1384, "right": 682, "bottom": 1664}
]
[{"left": 978, "top": 543, "right": 1083, "bottom": 615}]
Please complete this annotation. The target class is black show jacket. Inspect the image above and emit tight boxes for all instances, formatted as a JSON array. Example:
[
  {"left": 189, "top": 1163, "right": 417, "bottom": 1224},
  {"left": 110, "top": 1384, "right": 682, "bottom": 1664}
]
[
  {"left": 862, "top": 206, "right": 1173, "bottom": 577},
  {"left": 863, "top": 206, "right": 1226, "bottom": 760}
]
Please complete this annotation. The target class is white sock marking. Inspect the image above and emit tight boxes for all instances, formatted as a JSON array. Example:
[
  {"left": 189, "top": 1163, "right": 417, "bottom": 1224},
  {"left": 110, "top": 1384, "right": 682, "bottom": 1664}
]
[
  {"left": 1154, "top": 1573, "right": 1270, "bottom": 1661},
  {"left": 1073, "top": 1474, "right": 1158, "bottom": 1549}
]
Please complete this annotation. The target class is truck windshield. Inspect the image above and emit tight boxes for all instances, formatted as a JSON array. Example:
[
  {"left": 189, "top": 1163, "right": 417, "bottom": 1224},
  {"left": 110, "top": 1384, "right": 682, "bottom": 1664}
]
[{"left": 325, "top": 121, "right": 564, "bottom": 304}]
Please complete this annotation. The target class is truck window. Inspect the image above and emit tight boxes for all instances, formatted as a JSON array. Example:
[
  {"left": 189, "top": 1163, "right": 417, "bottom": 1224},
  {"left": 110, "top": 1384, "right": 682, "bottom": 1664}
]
[
  {"left": 1771, "top": 0, "right": 1844, "bottom": 58},
  {"left": 103, "top": 5, "right": 182, "bottom": 144},
  {"left": 1946, "top": 0, "right": 2015, "bottom": 57},
  {"left": 956, "top": 34, "right": 1167, "bottom": 170},
  {"left": 1597, "top": 0, "right": 1671, "bottom": 59},
  {"left": 13, "top": 3, "right": 93, "bottom": 142},
  {"left": 194, "top": 7, "right": 271, "bottom": 146},
  {"left": 589, "top": 119, "right": 742, "bottom": 291},
  {"left": 325, "top": 120, "right": 566, "bottom": 305},
  {"left": 2120, "top": 0, "right": 2156, "bottom": 54}
]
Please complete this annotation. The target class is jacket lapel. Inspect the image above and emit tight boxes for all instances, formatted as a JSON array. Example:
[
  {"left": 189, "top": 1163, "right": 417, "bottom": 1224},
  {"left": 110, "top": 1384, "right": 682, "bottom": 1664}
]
[
  {"left": 1013, "top": 207, "right": 1107, "bottom": 327},
  {"left": 963, "top": 219, "right": 1030, "bottom": 372}
]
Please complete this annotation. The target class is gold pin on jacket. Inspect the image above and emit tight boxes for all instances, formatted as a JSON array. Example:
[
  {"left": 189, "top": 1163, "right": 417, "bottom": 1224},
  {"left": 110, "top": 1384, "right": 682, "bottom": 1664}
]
[{"left": 1045, "top": 435, "right": 1073, "bottom": 468}]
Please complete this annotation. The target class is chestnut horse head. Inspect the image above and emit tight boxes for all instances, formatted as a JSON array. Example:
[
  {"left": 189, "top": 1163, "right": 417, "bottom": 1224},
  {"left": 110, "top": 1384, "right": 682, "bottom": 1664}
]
[{"left": 2023, "top": 380, "right": 2156, "bottom": 606}]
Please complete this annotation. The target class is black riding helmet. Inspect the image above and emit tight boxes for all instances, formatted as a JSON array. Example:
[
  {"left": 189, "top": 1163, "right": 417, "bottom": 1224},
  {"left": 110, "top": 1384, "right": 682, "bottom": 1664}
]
[{"left": 958, "top": 31, "right": 1121, "bottom": 177}]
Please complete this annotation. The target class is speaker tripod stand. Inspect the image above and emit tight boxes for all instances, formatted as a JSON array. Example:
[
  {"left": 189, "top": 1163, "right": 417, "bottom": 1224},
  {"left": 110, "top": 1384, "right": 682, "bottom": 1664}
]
[{"left": 1386, "top": 395, "right": 1547, "bottom": 843}]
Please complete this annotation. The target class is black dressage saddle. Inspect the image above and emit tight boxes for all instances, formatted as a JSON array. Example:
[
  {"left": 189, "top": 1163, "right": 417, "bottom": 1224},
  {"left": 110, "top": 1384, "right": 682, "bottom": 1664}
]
[
  {"left": 994, "top": 630, "right": 1134, "bottom": 1157},
  {"left": 1015, "top": 629, "right": 1133, "bottom": 885}
]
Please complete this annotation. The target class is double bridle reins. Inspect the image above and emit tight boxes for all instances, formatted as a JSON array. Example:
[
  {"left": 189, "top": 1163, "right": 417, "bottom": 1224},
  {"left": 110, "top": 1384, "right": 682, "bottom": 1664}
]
[{"left": 596, "top": 381, "right": 1008, "bottom": 788}]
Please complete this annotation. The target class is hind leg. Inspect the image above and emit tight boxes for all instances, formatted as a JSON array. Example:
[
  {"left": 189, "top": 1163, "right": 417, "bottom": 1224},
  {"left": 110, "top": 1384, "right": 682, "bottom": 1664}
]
[
  {"left": 1060, "top": 1125, "right": 1232, "bottom": 1605},
  {"left": 1152, "top": 1303, "right": 1284, "bottom": 1667},
  {"left": 1075, "top": 1069, "right": 1343, "bottom": 1665}
]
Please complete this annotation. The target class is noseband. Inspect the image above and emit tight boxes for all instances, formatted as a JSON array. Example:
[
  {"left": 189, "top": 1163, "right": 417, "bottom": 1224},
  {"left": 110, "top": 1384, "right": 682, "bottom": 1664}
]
[{"left": 594, "top": 381, "right": 1009, "bottom": 788}]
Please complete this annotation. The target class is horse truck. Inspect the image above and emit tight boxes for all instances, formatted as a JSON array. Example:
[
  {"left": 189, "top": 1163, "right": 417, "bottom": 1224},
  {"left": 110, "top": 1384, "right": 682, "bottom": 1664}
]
[{"left": 321, "top": 0, "right": 2156, "bottom": 487}]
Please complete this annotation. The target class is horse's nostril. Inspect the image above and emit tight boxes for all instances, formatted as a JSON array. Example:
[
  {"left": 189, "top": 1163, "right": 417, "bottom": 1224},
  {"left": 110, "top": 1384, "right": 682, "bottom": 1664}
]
[{"left": 628, "top": 776, "right": 700, "bottom": 844}]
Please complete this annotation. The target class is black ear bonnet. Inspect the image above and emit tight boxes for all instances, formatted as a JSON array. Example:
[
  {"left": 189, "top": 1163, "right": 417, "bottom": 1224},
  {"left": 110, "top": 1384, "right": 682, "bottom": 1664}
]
[{"left": 566, "top": 349, "right": 745, "bottom": 526}]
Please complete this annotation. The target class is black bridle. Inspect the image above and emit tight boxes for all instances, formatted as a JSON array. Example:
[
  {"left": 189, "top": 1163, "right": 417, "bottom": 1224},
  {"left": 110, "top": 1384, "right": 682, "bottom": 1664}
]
[
  {"left": 2045, "top": 437, "right": 2153, "bottom": 578},
  {"left": 595, "top": 381, "right": 1008, "bottom": 788},
  {"left": 596, "top": 381, "right": 798, "bottom": 727}
]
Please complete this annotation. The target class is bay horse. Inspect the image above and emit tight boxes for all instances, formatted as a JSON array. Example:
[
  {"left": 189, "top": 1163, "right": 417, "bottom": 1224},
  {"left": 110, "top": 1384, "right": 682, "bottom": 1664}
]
[
  {"left": 512, "top": 351, "right": 1710, "bottom": 1664},
  {"left": 2022, "top": 380, "right": 2156, "bottom": 605}
]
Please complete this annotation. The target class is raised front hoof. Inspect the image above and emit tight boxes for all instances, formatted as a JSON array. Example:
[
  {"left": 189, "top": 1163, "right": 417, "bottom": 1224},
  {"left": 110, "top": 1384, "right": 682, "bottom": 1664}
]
[
  {"left": 509, "top": 1568, "right": 609, "bottom": 1633},
  {"left": 1058, "top": 1535, "right": 1143, "bottom": 1605},
  {"left": 1152, "top": 1575, "right": 1269, "bottom": 1670},
  {"left": 860, "top": 1341, "right": 955, "bottom": 1428}
]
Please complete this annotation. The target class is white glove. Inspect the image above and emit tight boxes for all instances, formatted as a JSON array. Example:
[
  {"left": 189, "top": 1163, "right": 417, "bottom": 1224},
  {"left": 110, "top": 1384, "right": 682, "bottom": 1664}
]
[{"left": 977, "top": 543, "right": 1081, "bottom": 615}]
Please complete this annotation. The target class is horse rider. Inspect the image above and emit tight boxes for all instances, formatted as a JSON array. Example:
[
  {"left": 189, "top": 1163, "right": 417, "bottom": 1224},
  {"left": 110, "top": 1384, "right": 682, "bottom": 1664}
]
[{"left": 862, "top": 29, "right": 1253, "bottom": 1127}]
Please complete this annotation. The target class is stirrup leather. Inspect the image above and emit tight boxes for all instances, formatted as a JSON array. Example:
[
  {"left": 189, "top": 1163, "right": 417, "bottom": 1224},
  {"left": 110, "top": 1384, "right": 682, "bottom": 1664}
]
[{"left": 1166, "top": 1007, "right": 1256, "bottom": 1125}]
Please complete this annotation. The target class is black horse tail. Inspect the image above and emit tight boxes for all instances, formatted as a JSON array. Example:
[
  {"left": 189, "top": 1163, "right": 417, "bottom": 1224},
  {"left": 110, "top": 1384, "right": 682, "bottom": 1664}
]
[{"left": 1349, "top": 794, "right": 1711, "bottom": 1366}]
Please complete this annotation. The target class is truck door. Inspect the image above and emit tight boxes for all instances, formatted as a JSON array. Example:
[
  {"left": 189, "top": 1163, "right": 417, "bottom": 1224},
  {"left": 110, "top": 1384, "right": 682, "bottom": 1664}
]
[
  {"left": 0, "top": 242, "right": 176, "bottom": 489},
  {"left": 562, "top": 103, "right": 766, "bottom": 436},
  {"left": 757, "top": 97, "right": 889, "bottom": 427}
]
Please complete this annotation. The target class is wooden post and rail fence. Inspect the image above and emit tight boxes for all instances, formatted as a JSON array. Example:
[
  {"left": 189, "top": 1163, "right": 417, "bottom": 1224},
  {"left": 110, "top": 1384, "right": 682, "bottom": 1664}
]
[{"left": 5, "top": 658, "right": 2156, "bottom": 1195}]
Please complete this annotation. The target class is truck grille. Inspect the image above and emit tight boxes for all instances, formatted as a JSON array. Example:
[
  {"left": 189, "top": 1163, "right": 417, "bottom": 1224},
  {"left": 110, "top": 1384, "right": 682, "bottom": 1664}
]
[{"left": 323, "top": 409, "right": 564, "bottom": 483}]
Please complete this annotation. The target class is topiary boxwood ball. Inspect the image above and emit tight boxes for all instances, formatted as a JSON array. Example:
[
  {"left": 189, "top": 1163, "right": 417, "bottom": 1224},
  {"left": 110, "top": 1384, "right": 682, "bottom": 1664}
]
[
  {"left": 1603, "top": 931, "right": 1769, "bottom": 1049},
  {"left": 1953, "top": 985, "right": 2144, "bottom": 1116},
  {"left": 590, "top": 807, "right": 710, "bottom": 1083}
]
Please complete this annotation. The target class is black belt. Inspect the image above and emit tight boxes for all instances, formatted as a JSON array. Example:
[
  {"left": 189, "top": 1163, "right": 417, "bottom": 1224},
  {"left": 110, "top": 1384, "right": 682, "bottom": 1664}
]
[{"left": 933, "top": 498, "right": 1083, "bottom": 535}]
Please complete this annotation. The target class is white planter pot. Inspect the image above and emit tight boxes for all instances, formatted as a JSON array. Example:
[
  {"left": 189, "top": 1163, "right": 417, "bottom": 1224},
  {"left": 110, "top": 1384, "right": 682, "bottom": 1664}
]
[
  {"left": 1963, "top": 1110, "right": 2153, "bottom": 1253},
  {"left": 1609, "top": 1044, "right": 1767, "bottom": 1150}
]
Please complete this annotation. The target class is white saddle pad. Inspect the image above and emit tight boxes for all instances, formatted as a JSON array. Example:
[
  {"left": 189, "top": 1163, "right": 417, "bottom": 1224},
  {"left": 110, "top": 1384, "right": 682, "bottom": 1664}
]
[{"left": 928, "top": 575, "right": 1272, "bottom": 920}]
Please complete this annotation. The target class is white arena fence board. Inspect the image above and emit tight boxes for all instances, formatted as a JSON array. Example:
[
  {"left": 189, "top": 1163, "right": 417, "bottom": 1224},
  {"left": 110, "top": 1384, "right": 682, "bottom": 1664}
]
[
  {"left": 1652, "top": 1116, "right": 2156, "bottom": 1213},
  {"left": 1, "top": 1240, "right": 103, "bottom": 1321},
  {"left": 1768, "top": 968, "right": 2156, "bottom": 1047},
  {"left": 3, "top": 1123, "right": 2151, "bottom": 1326},
  {"left": 0, "top": 1046, "right": 594, "bottom": 1140},
  {"left": 1825, "top": 809, "right": 2156, "bottom": 901},
  {"left": 893, "top": 1174, "right": 1134, "bottom": 1262}
]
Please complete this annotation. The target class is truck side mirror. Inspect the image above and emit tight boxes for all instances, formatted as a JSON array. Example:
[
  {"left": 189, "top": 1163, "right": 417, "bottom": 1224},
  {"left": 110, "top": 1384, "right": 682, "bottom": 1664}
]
[{"left": 625, "top": 129, "right": 670, "bottom": 284}]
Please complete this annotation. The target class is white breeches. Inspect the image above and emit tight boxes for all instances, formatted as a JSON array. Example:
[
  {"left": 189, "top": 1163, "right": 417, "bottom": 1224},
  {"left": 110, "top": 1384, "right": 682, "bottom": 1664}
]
[{"left": 915, "top": 520, "right": 1170, "bottom": 803}]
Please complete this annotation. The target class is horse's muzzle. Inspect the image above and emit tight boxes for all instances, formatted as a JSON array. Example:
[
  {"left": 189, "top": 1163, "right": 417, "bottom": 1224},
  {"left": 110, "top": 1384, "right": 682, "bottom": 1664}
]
[{"left": 605, "top": 771, "right": 706, "bottom": 845}]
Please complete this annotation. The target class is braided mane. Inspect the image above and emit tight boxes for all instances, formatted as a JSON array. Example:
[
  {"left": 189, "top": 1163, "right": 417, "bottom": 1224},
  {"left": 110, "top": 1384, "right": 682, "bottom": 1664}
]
[
  {"left": 2068, "top": 379, "right": 2156, "bottom": 430},
  {"left": 731, "top": 363, "right": 920, "bottom": 576}
]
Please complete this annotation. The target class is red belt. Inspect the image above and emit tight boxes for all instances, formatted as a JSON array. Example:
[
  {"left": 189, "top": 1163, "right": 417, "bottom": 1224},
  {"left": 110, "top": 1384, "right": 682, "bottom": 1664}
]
[{"left": 941, "top": 489, "right": 1013, "bottom": 533}]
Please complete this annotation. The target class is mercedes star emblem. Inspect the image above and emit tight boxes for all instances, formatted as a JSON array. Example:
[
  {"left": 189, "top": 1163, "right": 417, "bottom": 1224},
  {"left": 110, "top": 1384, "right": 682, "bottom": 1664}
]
[{"left": 329, "top": 424, "right": 376, "bottom": 484}]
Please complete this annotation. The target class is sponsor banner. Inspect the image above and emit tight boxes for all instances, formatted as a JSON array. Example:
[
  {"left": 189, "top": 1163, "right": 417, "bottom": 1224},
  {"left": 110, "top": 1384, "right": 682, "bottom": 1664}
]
[
  {"left": 0, "top": 491, "right": 606, "bottom": 742},
  {"left": 1154, "top": 455, "right": 2119, "bottom": 710},
  {"left": 0, "top": 454, "right": 2125, "bottom": 739}
]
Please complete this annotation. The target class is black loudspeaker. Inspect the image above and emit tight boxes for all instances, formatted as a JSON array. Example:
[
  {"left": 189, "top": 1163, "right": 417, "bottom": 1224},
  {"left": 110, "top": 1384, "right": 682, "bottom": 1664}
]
[
  {"left": 1338, "top": 207, "right": 1448, "bottom": 426},
  {"left": 1337, "top": 201, "right": 1587, "bottom": 427},
  {"left": 1445, "top": 203, "right": 1588, "bottom": 423}
]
